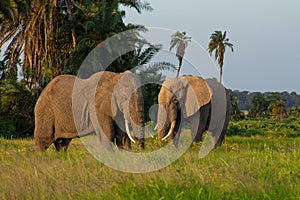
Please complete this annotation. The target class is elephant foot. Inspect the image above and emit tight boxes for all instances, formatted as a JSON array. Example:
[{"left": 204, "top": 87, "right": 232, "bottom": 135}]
[
  {"left": 214, "top": 139, "right": 224, "bottom": 147},
  {"left": 34, "top": 136, "right": 53, "bottom": 152},
  {"left": 193, "top": 134, "right": 203, "bottom": 143},
  {"left": 54, "top": 138, "right": 72, "bottom": 152}
]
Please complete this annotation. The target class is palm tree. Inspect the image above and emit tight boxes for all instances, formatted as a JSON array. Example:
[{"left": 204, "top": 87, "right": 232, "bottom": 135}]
[
  {"left": 268, "top": 93, "right": 287, "bottom": 120},
  {"left": 208, "top": 31, "right": 233, "bottom": 83},
  {"left": 0, "top": 0, "right": 67, "bottom": 89},
  {"left": 67, "top": 0, "right": 151, "bottom": 73},
  {"left": 249, "top": 93, "right": 269, "bottom": 118},
  {"left": 169, "top": 31, "right": 191, "bottom": 77},
  {"left": 0, "top": 0, "right": 152, "bottom": 90}
]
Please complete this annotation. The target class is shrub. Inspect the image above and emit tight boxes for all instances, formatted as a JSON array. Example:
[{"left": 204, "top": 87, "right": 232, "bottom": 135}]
[{"left": 227, "top": 118, "right": 300, "bottom": 138}]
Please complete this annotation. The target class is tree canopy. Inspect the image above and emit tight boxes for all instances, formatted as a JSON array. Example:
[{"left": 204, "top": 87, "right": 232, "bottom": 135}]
[{"left": 0, "top": 0, "right": 152, "bottom": 90}]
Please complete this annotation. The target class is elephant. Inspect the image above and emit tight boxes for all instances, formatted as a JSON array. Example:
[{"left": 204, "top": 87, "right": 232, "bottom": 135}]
[
  {"left": 155, "top": 75, "right": 231, "bottom": 147},
  {"left": 34, "top": 71, "right": 145, "bottom": 152}
]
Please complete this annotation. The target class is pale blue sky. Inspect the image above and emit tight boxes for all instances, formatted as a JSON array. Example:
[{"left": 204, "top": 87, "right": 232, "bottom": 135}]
[{"left": 123, "top": 0, "right": 300, "bottom": 93}]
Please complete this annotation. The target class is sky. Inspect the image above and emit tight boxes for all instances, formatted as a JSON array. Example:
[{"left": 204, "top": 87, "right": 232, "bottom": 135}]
[{"left": 122, "top": 0, "right": 300, "bottom": 93}]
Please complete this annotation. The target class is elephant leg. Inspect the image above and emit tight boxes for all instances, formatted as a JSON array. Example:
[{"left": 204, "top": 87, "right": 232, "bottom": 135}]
[
  {"left": 215, "top": 110, "right": 230, "bottom": 146},
  {"left": 215, "top": 92, "right": 231, "bottom": 147},
  {"left": 54, "top": 138, "right": 72, "bottom": 152},
  {"left": 34, "top": 119, "right": 54, "bottom": 152},
  {"left": 113, "top": 116, "right": 131, "bottom": 150},
  {"left": 35, "top": 135, "right": 53, "bottom": 152},
  {"left": 97, "top": 115, "right": 114, "bottom": 149},
  {"left": 194, "top": 103, "right": 211, "bottom": 143},
  {"left": 190, "top": 116, "right": 200, "bottom": 141},
  {"left": 115, "top": 126, "right": 131, "bottom": 150},
  {"left": 194, "top": 121, "right": 206, "bottom": 143}
]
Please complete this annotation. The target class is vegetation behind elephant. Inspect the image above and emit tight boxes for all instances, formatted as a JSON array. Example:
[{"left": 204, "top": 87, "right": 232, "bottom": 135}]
[
  {"left": 156, "top": 75, "right": 231, "bottom": 147},
  {"left": 34, "top": 71, "right": 144, "bottom": 152}
]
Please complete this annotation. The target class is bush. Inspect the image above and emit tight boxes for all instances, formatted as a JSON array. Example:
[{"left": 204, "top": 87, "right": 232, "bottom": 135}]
[
  {"left": 0, "top": 116, "right": 34, "bottom": 139},
  {"left": 227, "top": 118, "right": 300, "bottom": 138},
  {"left": 0, "top": 81, "right": 37, "bottom": 138},
  {"left": 226, "top": 125, "right": 244, "bottom": 136}
]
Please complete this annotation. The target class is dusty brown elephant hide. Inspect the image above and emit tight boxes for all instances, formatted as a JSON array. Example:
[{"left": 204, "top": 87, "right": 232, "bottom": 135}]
[
  {"left": 156, "top": 75, "right": 231, "bottom": 147},
  {"left": 34, "top": 71, "right": 144, "bottom": 152}
]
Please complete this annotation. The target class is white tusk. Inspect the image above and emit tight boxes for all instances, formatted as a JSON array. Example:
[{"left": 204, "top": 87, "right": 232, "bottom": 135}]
[
  {"left": 162, "top": 121, "right": 176, "bottom": 141},
  {"left": 125, "top": 120, "right": 136, "bottom": 143},
  {"left": 154, "top": 124, "right": 158, "bottom": 131},
  {"left": 146, "top": 127, "right": 154, "bottom": 138}
]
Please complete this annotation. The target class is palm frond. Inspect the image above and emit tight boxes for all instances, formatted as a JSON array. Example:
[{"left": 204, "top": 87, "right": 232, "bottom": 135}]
[
  {"left": 120, "top": 0, "right": 153, "bottom": 13},
  {"left": 136, "top": 44, "right": 161, "bottom": 65},
  {"left": 222, "top": 31, "right": 227, "bottom": 40}
]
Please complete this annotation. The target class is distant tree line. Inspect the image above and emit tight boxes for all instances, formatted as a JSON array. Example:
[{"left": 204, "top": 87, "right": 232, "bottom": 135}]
[
  {"left": 229, "top": 90, "right": 300, "bottom": 120},
  {"left": 229, "top": 90, "right": 300, "bottom": 110}
]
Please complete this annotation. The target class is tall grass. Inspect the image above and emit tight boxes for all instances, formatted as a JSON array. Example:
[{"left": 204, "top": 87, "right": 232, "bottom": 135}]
[{"left": 0, "top": 135, "right": 299, "bottom": 199}]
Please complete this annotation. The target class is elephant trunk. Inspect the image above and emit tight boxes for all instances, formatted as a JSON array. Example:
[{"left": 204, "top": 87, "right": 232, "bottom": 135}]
[
  {"left": 156, "top": 103, "right": 177, "bottom": 141},
  {"left": 129, "top": 109, "right": 145, "bottom": 149},
  {"left": 128, "top": 90, "right": 145, "bottom": 149},
  {"left": 130, "top": 116, "right": 144, "bottom": 149},
  {"left": 162, "top": 120, "right": 175, "bottom": 141}
]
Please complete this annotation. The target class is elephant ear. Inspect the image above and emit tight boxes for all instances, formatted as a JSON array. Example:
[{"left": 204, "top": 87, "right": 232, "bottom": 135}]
[
  {"left": 110, "top": 94, "right": 118, "bottom": 118},
  {"left": 111, "top": 71, "right": 137, "bottom": 117},
  {"left": 180, "top": 76, "right": 212, "bottom": 118},
  {"left": 95, "top": 88, "right": 116, "bottom": 117}
]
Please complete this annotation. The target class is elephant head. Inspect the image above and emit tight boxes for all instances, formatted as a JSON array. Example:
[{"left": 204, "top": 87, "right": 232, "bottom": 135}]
[
  {"left": 156, "top": 76, "right": 212, "bottom": 142},
  {"left": 95, "top": 71, "right": 145, "bottom": 149},
  {"left": 111, "top": 71, "right": 145, "bottom": 148}
]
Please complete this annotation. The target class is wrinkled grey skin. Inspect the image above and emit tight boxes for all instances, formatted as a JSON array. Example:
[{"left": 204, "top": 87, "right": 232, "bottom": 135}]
[
  {"left": 34, "top": 71, "right": 144, "bottom": 152},
  {"left": 195, "top": 79, "right": 232, "bottom": 146},
  {"left": 156, "top": 76, "right": 231, "bottom": 147}
]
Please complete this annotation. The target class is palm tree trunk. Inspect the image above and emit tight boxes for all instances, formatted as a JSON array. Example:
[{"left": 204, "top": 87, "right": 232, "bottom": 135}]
[
  {"left": 65, "top": 0, "right": 76, "bottom": 48},
  {"left": 218, "top": 54, "right": 224, "bottom": 83},
  {"left": 219, "top": 66, "right": 222, "bottom": 83},
  {"left": 176, "top": 57, "right": 183, "bottom": 78}
]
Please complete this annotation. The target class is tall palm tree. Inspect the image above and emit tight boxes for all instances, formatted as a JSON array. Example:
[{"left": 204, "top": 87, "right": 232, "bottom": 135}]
[
  {"left": 208, "top": 31, "right": 233, "bottom": 83},
  {"left": 268, "top": 93, "right": 287, "bottom": 120},
  {"left": 0, "top": 0, "right": 66, "bottom": 89},
  {"left": 169, "top": 31, "right": 191, "bottom": 77}
]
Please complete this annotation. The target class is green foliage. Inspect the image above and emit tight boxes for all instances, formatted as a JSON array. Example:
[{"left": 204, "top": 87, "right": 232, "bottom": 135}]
[
  {"left": 247, "top": 92, "right": 288, "bottom": 120},
  {"left": 268, "top": 92, "right": 287, "bottom": 120},
  {"left": 68, "top": 0, "right": 150, "bottom": 73},
  {"left": 288, "top": 106, "right": 300, "bottom": 117},
  {"left": 0, "top": 0, "right": 152, "bottom": 91},
  {"left": 229, "top": 90, "right": 300, "bottom": 111},
  {"left": 0, "top": 80, "right": 37, "bottom": 138},
  {"left": 227, "top": 118, "right": 300, "bottom": 137},
  {"left": 230, "top": 94, "right": 244, "bottom": 120},
  {"left": 248, "top": 93, "right": 269, "bottom": 118}
]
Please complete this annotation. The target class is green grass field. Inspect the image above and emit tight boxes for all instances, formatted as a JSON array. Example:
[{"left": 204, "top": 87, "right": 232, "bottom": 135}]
[{"left": 1, "top": 134, "right": 299, "bottom": 199}]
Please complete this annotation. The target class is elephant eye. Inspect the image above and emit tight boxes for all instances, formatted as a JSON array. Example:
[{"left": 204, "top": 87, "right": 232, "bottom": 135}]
[
  {"left": 172, "top": 96, "right": 178, "bottom": 104},
  {"left": 122, "top": 95, "right": 128, "bottom": 101}
]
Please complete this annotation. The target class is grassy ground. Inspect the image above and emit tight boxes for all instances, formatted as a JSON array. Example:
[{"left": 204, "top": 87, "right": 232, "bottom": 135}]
[{"left": 0, "top": 134, "right": 299, "bottom": 199}]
